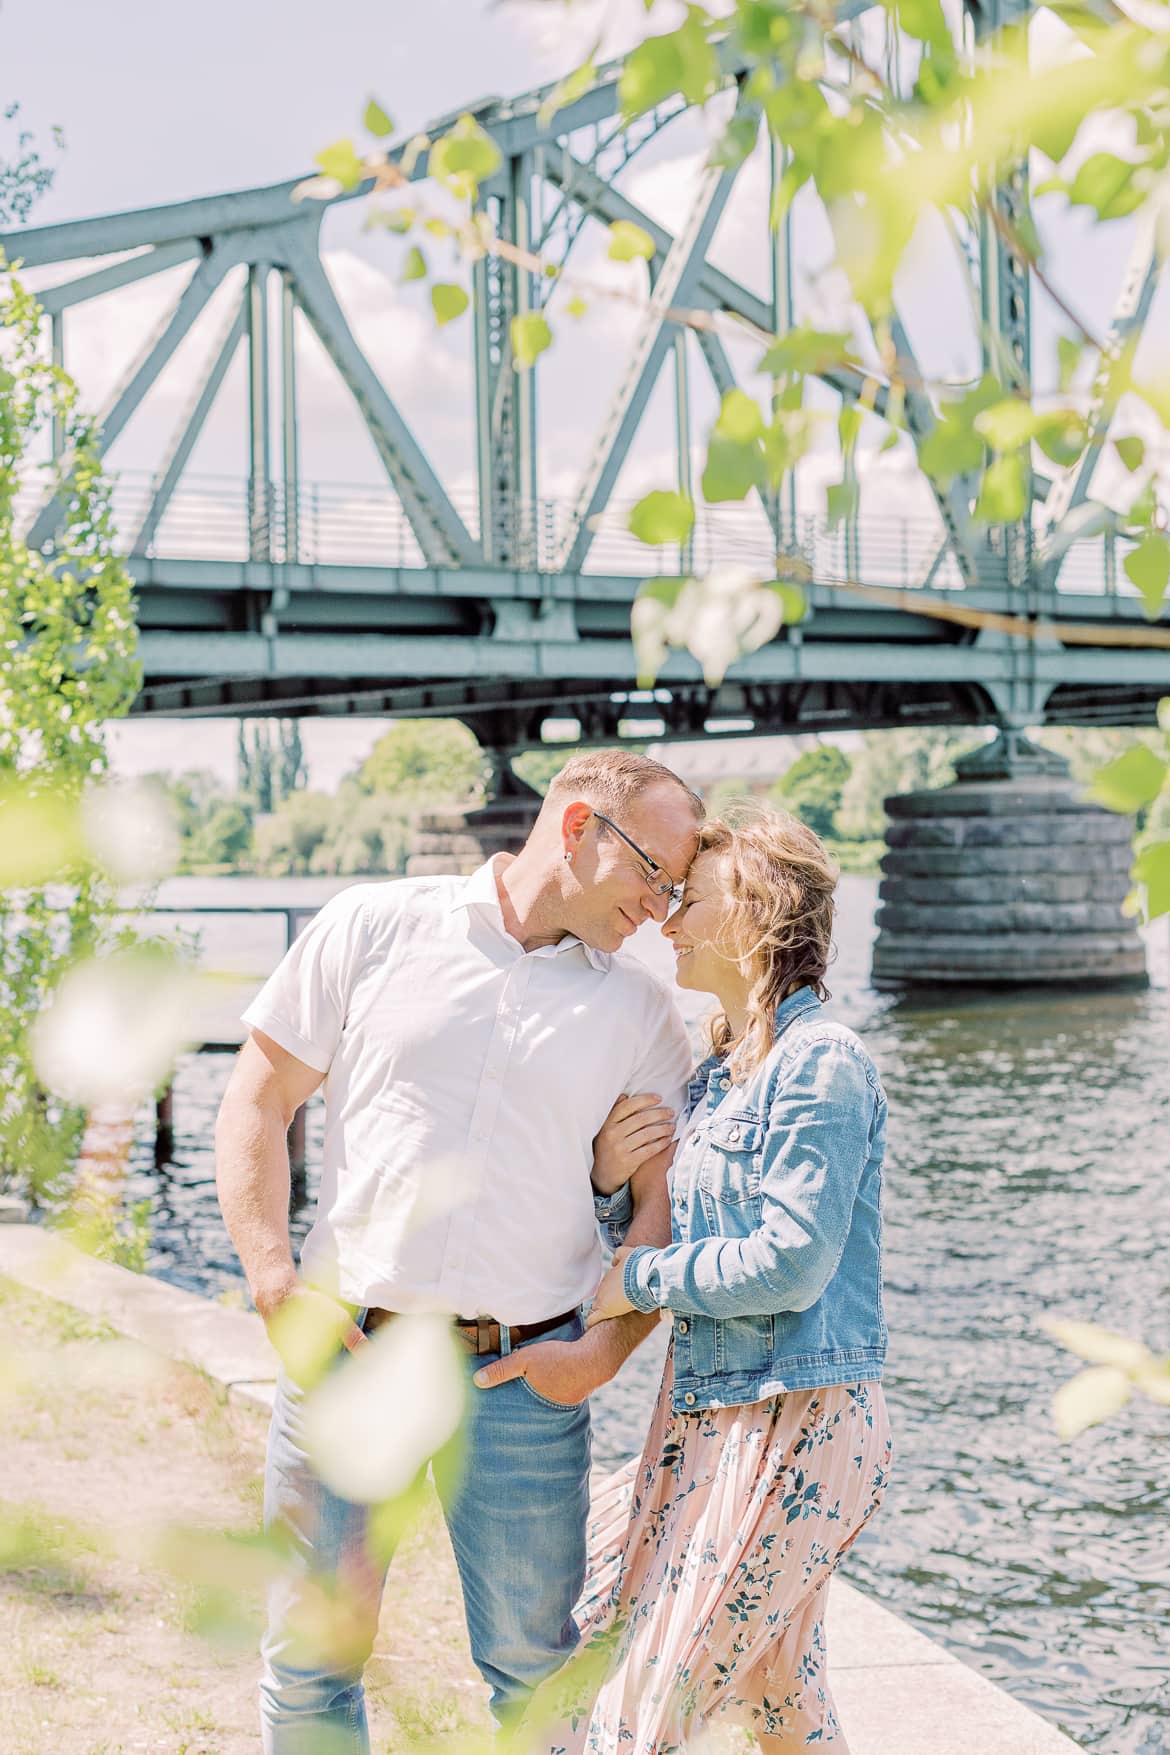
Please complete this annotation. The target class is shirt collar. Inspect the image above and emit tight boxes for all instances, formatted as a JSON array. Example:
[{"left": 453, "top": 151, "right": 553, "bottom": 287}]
[{"left": 450, "top": 856, "right": 609, "bottom": 971}]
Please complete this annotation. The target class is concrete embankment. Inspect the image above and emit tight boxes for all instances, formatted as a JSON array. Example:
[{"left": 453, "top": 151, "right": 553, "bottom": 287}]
[{"left": 0, "top": 1223, "right": 1082, "bottom": 1755}]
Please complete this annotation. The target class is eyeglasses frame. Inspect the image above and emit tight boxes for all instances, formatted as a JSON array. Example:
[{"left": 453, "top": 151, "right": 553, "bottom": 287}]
[{"left": 592, "top": 811, "right": 685, "bottom": 907}]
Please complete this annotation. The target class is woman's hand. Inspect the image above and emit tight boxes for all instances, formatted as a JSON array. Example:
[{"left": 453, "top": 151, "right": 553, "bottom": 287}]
[
  {"left": 586, "top": 1246, "right": 638, "bottom": 1328},
  {"left": 591, "top": 1092, "right": 677, "bottom": 1196}
]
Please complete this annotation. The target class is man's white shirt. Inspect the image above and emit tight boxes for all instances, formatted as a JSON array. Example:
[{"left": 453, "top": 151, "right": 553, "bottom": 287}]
[{"left": 241, "top": 857, "right": 694, "bottom": 1323}]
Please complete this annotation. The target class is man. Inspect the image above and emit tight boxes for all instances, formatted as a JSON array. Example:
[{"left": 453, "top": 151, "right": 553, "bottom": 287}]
[{"left": 215, "top": 749, "right": 703, "bottom": 1753}]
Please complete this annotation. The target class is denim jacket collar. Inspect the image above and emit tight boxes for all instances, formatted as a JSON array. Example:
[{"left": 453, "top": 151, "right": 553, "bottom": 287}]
[{"left": 685, "top": 986, "right": 824, "bottom": 1118}]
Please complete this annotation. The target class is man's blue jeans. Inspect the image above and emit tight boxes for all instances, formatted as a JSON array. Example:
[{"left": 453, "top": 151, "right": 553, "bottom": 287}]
[{"left": 259, "top": 1314, "right": 592, "bottom": 1754}]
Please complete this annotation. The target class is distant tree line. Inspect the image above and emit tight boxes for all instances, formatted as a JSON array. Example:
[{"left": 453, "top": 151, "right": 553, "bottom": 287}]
[{"left": 152, "top": 720, "right": 1166, "bottom": 880}]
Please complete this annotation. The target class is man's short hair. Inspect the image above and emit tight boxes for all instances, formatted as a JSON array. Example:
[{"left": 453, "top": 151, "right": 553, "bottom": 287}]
[{"left": 545, "top": 749, "right": 704, "bottom": 822}]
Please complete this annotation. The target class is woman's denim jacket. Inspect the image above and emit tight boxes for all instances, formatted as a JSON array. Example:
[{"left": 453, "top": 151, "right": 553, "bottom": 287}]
[{"left": 621, "top": 986, "right": 888, "bottom": 1412}]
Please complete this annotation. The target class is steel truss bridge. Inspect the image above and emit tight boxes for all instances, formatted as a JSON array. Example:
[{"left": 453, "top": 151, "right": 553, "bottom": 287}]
[{"left": 5, "top": 0, "right": 1168, "bottom": 758}]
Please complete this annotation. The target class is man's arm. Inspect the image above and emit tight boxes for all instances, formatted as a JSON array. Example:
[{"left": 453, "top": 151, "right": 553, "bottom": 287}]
[
  {"left": 216, "top": 1028, "right": 362, "bottom": 1351},
  {"left": 473, "top": 1144, "right": 673, "bottom": 1402}
]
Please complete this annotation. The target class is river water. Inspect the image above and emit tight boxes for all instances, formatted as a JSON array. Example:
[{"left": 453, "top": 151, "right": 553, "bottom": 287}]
[{"left": 118, "top": 873, "right": 1169, "bottom": 1753}]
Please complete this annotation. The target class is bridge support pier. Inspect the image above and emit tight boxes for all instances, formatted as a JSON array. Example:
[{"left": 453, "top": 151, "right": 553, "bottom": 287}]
[
  {"left": 406, "top": 750, "right": 543, "bottom": 877},
  {"left": 871, "top": 729, "right": 1147, "bottom": 992}
]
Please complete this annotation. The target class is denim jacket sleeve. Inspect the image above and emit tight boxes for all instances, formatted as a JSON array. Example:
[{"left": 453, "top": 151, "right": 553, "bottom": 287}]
[
  {"left": 594, "top": 1179, "right": 634, "bottom": 1250},
  {"left": 621, "top": 1035, "right": 878, "bottom": 1319}
]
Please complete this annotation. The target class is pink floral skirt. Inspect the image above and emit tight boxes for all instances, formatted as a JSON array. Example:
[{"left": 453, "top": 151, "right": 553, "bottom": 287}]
[{"left": 538, "top": 1346, "right": 893, "bottom": 1754}]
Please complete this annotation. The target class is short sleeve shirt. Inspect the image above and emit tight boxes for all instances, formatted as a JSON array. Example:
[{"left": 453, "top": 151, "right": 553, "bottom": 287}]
[{"left": 241, "top": 858, "right": 694, "bottom": 1322}]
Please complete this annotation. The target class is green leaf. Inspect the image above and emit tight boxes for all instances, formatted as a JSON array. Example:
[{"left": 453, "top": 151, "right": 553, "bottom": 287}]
[
  {"left": 1125, "top": 484, "right": 1158, "bottom": 534},
  {"left": 314, "top": 138, "right": 366, "bottom": 192},
  {"left": 618, "top": 13, "right": 718, "bottom": 118},
  {"left": 838, "top": 404, "right": 863, "bottom": 454},
  {"left": 1033, "top": 410, "right": 1087, "bottom": 469},
  {"left": 1031, "top": 175, "right": 1068, "bottom": 198},
  {"left": 765, "top": 581, "right": 807, "bottom": 625},
  {"left": 974, "top": 454, "right": 1027, "bottom": 524},
  {"left": 537, "top": 57, "right": 597, "bottom": 127},
  {"left": 974, "top": 399, "right": 1037, "bottom": 453},
  {"left": 429, "top": 114, "right": 502, "bottom": 200},
  {"left": 826, "top": 479, "right": 860, "bottom": 531},
  {"left": 701, "top": 432, "right": 765, "bottom": 503},
  {"left": 431, "top": 283, "right": 469, "bottom": 326},
  {"left": 367, "top": 206, "right": 414, "bottom": 234},
  {"left": 511, "top": 312, "right": 552, "bottom": 369},
  {"left": 629, "top": 491, "right": 695, "bottom": 548},
  {"left": 709, "top": 110, "right": 759, "bottom": 171},
  {"left": 762, "top": 409, "right": 812, "bottom": 488},
  {"left": 363, "top": 99, "right": 395, "bottom": 139},
  {"left": 401, "top": 246, "right": 427, "bottom": 283},
  {"left": 715, "top": 390, "right": 764, "bottom": 445},
  {"left": 1089, "top": 745, "right": 1168, "bottom": 814},
  {"left": 882, "top": 0, "right": 952, "bottom": 52},
  {"left": 607, "top": 220, "right": 656, "bottom": 263},
  {"left": 1132, "top": 840, "right": 1170, "bottom": 922},
  {"left": 1124, "top": 533, "right": 1170, "bottom": 618},
  {"left": 736, "top": 1, "right": 794, "bottom": 57},
  {"left": 1115, "top": 436, "right": 1145, "bottom": 473},
  {"left": 757, "top": 328, "right": 853, "bottom": 378},
  {"left": 1057, "top": 336, "right": 1084, "bottom": 393},
  {"left": 1052, "top": 1366, "right": 1131, "bottom": 1441},
  {"left": 1068, "top": 152, "right": 1144, "bottom": 221}
]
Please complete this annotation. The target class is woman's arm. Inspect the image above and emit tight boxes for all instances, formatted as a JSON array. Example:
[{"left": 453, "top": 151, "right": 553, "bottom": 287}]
[{"left": 617, "top": 1037, "right": 879, "bottom": 1322}]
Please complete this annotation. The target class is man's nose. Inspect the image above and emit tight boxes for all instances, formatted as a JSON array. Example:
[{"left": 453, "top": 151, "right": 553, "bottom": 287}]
[{"left": 644, "top": 887, "right": 671, "bottom": 924}]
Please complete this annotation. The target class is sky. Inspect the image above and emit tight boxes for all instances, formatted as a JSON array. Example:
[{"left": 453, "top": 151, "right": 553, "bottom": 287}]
[{"left": 3, "top": 0, "right": 1165, "bottom": 790}]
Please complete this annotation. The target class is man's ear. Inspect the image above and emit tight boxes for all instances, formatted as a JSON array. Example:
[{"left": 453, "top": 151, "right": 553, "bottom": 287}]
[{"left": 560, "top": 801, "right": 592, "bottom": 858}]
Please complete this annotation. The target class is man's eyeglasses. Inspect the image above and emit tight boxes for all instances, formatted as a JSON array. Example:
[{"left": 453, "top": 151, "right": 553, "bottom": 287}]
[{"left": 593, "top": 812, "right": 685, "bottom": 907}]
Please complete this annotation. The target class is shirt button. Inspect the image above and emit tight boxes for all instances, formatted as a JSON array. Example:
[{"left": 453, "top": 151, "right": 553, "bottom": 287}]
[
  {"left": 683, "top": 1391, "right": 696, "bottom": 1406},
  {"left": 677, "top": 1319, "right": 689, "bottom": 1334},
  {"left": 719, "top": 1077, "right": 730, "bottom": 1091}
]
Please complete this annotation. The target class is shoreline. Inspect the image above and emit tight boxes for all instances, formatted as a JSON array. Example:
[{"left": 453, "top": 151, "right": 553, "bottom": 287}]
[{"left": 0, "top": 1223, "right": 1083, "bottom": 1755}]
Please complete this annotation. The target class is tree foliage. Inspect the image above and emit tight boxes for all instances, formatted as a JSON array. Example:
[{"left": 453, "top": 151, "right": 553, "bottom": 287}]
[
  {"left": 768, "top": 745, "right": 852, "bottom": 841},
  {"left": 0, "top": 266, "right": 141, "bottom": 1190},
  {"left": 0, "top": 104, "right": 62, "bottom": 226},
  {"left": 358, "top": 718, "right": 487, "bottom": 805}
]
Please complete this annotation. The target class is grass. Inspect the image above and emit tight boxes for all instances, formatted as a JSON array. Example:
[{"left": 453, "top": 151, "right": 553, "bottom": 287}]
[{"left": 0, "top": 1274, "right": 489, "bottom": 1754}]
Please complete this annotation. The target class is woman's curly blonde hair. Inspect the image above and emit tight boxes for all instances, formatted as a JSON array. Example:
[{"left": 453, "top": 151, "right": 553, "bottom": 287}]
[{"left": 698, "top": 804, "right": 838, "bottom": 1084}]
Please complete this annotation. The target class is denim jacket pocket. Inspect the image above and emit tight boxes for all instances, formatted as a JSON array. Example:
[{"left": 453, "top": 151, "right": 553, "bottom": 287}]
[{"left": 697, "top": 1114, "right": 764, "bottom": 1211}]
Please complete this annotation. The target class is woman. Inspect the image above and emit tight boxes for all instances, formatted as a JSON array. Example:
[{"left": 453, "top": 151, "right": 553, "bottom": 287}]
[{"left": 547, "top": 808, "right": 892, "bottom": 1753}]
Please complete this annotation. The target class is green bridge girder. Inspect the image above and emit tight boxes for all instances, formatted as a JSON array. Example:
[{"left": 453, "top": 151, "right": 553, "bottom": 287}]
[{"left": 4, "top": 0, "right": 1166, "bottom": 750}]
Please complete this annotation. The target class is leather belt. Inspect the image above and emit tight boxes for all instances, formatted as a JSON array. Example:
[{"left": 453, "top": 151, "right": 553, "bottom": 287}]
[{"left": 364, "top": 1306, "right": 577, "bottom": 1356}]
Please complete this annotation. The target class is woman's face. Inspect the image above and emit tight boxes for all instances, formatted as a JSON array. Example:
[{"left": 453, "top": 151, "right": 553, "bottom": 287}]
[{"left": 662, "top": 848, "right": 745, "bottom": 997}]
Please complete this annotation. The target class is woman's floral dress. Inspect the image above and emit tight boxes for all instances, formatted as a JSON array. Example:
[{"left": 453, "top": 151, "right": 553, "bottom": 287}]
[{"left": 536, "top": 1345, "right": 893, "bottom": 1754}]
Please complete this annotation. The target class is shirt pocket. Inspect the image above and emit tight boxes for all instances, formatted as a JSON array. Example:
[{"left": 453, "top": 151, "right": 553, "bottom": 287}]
[{"left": 697, "top": 1113, "right": 765, "bottom": 1225}]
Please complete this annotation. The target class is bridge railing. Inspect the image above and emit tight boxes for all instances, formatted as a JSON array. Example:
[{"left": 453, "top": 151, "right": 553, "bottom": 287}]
[{"left": 17, "top": 465, "right": 1143, "bottom": 602}]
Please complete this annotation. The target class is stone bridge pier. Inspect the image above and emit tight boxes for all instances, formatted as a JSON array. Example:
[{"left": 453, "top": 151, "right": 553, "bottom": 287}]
[
  {"left": 872, "top": 730, "right": 1146, "bottom": 992},
  {"left": 405, "top": 748, "right": 543, "bottom": 877}
]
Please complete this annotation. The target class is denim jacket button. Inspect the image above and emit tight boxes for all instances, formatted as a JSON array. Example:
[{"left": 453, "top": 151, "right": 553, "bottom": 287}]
[
  {"left": 683, "top": 1391, "right": 696, "bottom": 1405},
  {"left": 728, "top": 1123, "right": 741, "bottom": 1141},
  {"left": 676, "top": 1319, "right": 689, "bottom": 1334}
]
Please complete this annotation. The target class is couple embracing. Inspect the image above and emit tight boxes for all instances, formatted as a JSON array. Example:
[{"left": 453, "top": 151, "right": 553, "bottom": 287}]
[{"left": 216, "top": 749, "right": 893, "bottom": 1754}]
